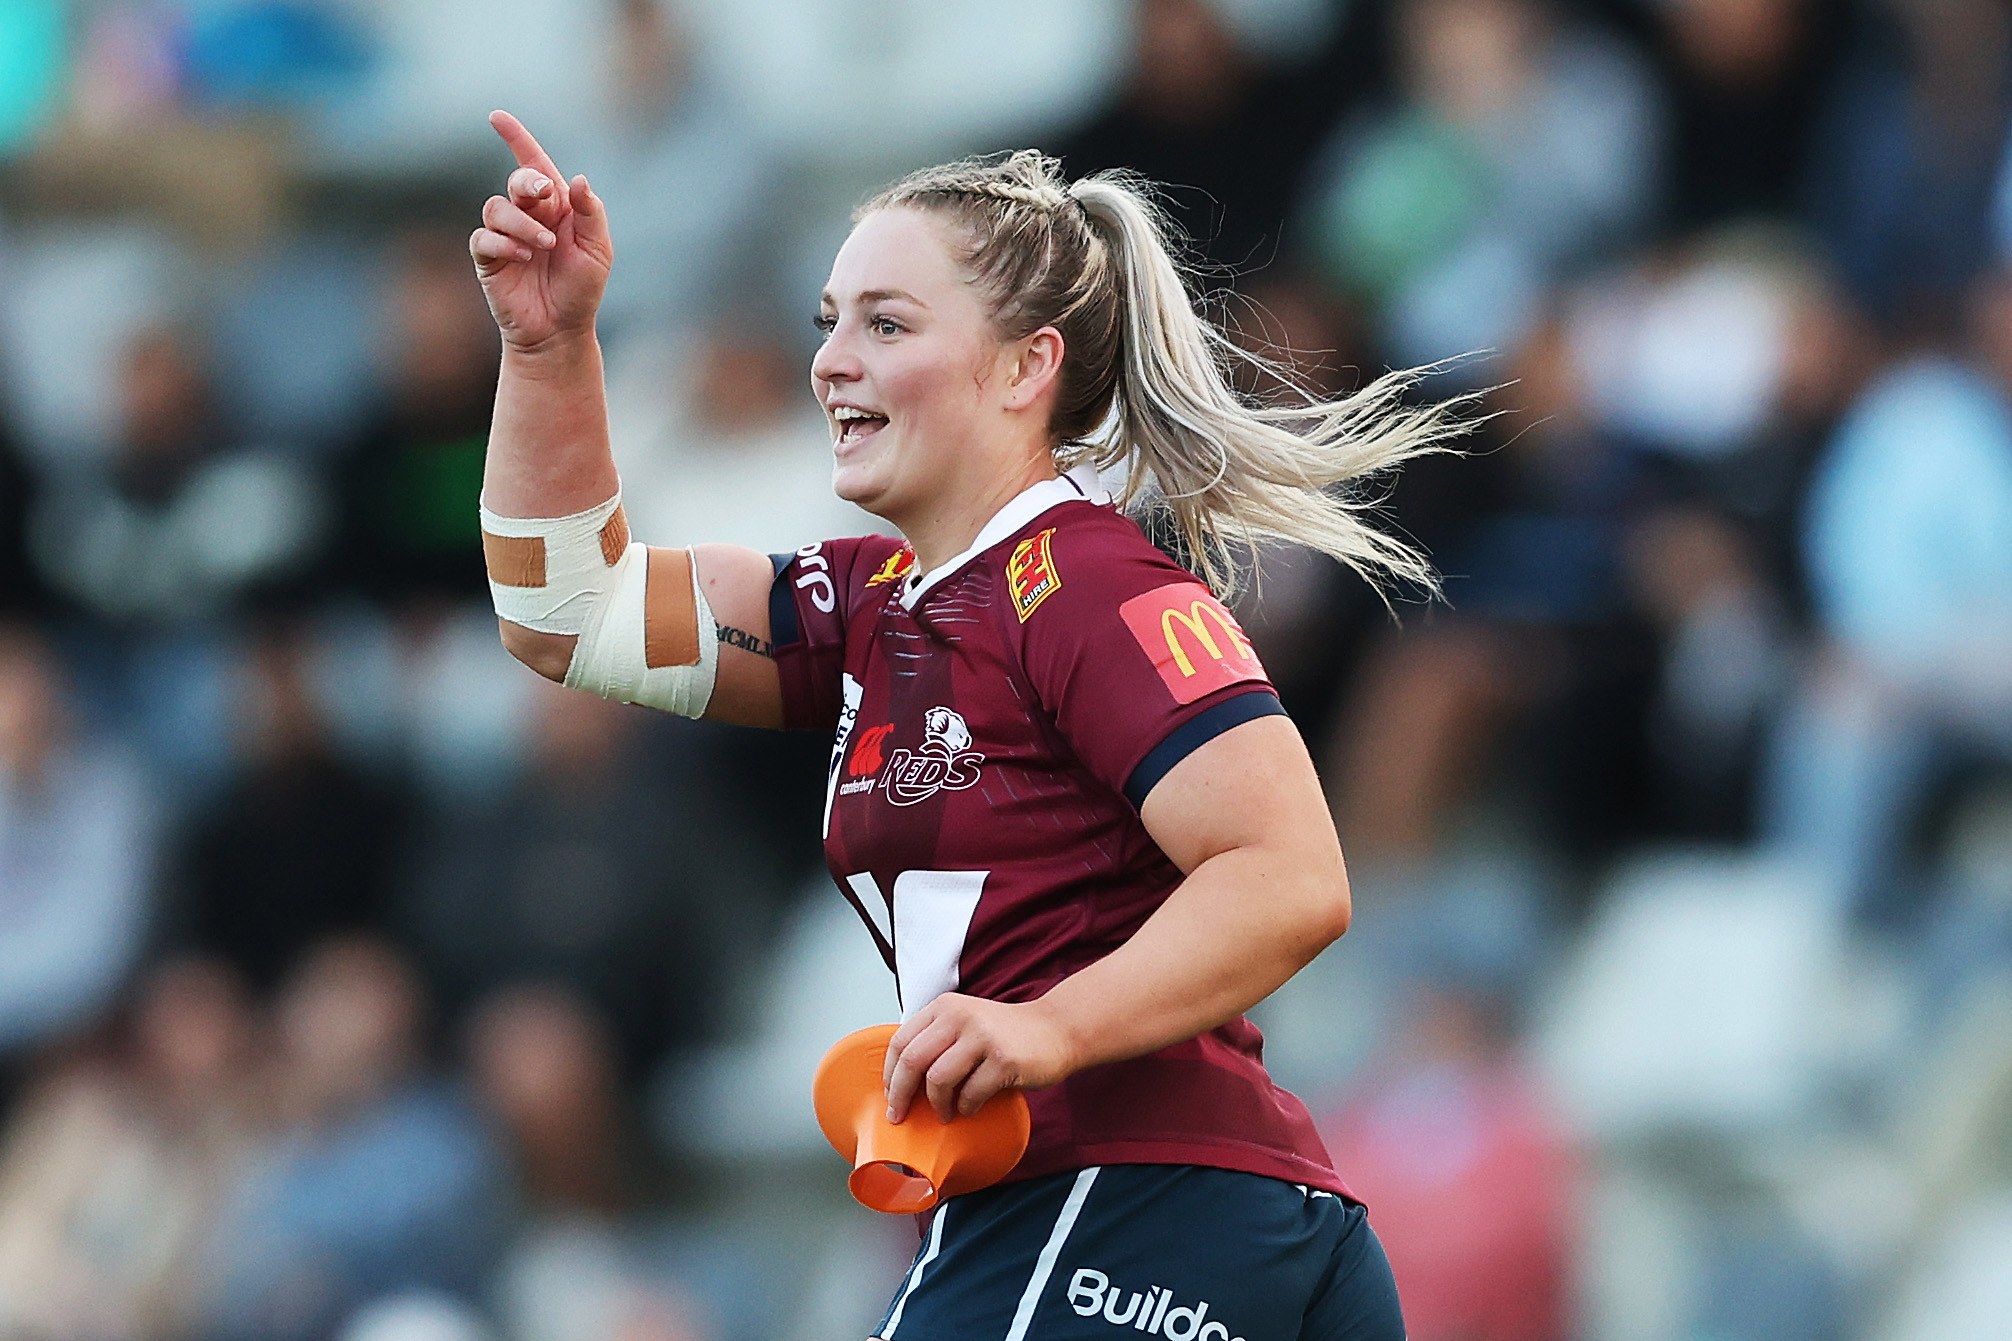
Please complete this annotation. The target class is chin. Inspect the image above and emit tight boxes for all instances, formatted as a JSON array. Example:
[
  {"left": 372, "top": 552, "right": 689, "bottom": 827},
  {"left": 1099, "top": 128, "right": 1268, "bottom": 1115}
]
[{"left": 831, "top": 462, "right": 892, "bottom": 517}]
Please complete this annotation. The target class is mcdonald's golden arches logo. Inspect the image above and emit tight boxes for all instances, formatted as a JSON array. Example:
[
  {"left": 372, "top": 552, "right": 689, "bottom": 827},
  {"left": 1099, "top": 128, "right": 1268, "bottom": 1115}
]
[{"left": 1118, "top": 582, "right": 1268, "bottom": 704}]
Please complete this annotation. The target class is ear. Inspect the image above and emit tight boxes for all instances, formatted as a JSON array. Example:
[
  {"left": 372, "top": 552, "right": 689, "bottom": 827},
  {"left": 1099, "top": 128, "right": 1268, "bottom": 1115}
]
[{"left": 1001, "top": 326, "right": 1066, "bottom": 412}]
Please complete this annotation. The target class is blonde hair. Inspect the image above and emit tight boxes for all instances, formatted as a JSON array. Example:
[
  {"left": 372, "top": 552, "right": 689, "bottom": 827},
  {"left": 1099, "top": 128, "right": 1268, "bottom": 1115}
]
[{"left": 864, "top": 150, "right": 1479, "bottom": 597}]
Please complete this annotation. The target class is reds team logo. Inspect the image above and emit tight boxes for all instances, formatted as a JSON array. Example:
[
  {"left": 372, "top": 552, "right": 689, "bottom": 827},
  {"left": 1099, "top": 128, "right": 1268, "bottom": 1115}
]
[
  {"left": 881, "top": 707, "right": 986, "bottom": 805},
  {"left": 1118, "top": 582, "right": 1267, "bottom": 705}
]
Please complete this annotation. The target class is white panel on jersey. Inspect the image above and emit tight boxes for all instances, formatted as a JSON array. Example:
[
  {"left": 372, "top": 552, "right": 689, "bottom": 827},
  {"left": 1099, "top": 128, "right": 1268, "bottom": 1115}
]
[
  {"left": 889, "top": 869, "right": 988, "bottom": 1018},
  {"left": 823, "top": 672, "right": 864, "bottom": 840}
]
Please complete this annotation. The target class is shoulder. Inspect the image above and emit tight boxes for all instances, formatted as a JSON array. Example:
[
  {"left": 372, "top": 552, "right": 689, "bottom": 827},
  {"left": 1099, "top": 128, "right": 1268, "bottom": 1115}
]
[{"left": 775, "top": 533, "right": 911, "bottom": 615}]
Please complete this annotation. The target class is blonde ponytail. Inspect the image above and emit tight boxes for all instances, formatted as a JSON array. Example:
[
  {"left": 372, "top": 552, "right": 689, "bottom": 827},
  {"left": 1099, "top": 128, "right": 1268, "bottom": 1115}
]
[{"left": 867, "top": 152, "right": 1479, "bottom": 598}]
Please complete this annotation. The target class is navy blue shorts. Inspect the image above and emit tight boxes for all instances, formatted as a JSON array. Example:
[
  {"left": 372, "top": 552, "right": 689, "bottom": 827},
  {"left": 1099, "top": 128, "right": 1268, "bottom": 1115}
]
[{"left": 873, "top": 1165, "right": 1404, "bottom": 1341}]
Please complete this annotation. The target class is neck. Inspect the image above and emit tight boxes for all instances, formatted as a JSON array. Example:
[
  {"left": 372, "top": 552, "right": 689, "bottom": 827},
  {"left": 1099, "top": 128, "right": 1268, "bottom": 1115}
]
[{"left": 899, "top": 454, "right": 1060, "bottom": 575}]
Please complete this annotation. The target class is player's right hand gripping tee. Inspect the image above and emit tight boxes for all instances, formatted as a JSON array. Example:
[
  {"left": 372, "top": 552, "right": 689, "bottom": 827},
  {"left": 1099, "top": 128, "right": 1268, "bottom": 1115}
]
[{"left": 480, "top": 491, "right": 719, "bottom": 717}]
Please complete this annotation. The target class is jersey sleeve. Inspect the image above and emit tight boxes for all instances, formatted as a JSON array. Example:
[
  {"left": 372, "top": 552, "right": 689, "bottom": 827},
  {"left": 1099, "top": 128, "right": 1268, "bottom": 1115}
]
[
  {"left": 1016, "top": 517, "right": 1287, "bottom": 809},
  {"left": 769, "top": 535, "right": 910, "bottom": 730}
]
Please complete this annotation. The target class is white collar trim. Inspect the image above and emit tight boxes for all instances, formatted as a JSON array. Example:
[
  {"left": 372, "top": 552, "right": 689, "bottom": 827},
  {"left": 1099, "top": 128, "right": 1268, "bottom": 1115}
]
[{"left": 898, "top": 465, "right": 1105, "bottom": 610}]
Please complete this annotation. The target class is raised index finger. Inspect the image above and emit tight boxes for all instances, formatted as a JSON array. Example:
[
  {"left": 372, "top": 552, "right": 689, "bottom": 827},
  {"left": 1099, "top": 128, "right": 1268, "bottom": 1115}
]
[{"left": 489, "top": 109, "right": 562, "bottom": 182}]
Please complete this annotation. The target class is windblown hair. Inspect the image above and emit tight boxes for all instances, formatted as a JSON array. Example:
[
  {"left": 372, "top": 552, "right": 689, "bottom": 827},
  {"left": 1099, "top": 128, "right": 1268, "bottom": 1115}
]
[{"left": 864, "top": 150, "right": 1479, "bottom": 597}]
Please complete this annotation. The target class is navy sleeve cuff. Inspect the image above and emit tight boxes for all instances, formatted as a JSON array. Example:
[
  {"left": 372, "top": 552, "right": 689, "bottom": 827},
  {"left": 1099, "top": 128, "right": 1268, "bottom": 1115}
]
[
  {"left": 767, "top": 553, "right": 801, "bottom": 648},
  {"left": 1123, "top": 690, "right": 1289, "bottom": 810}
]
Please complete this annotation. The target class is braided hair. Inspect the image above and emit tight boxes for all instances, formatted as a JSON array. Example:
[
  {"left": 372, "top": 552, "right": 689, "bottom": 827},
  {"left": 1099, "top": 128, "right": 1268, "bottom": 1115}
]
[{"left": 862, "top": 150, "right": 1477, "bottom": 598}]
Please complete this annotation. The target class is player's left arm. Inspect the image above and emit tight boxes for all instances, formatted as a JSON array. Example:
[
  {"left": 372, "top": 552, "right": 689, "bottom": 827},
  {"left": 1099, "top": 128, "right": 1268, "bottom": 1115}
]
[{"left": 883, "top": 711, "right": 1349, "bottom": 1122}]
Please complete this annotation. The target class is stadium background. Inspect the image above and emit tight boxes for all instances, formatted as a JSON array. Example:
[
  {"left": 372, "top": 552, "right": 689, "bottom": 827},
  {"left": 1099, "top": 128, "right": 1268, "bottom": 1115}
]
[{"left": 1, "top": 0, "right": 2010, "bottom": 1337}]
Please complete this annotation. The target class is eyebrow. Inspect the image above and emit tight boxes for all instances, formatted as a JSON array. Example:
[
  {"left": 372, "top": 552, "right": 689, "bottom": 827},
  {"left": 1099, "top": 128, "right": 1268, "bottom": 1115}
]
[{"left": 819, "top": 287, "right": 929, "bottom": 309}]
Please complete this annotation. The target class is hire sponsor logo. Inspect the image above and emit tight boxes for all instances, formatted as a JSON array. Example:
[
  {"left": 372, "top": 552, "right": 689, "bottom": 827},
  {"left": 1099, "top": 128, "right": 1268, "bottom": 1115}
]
[
  {"left": 1007, "top": 527, "right": 1062, "bottom": 621},
  {"left": 1117, "top": 582, "right": 1266, "bottom": 706},
  {"left": 1066, "top": 1270, "right": 1245, "bottom": 1341}
]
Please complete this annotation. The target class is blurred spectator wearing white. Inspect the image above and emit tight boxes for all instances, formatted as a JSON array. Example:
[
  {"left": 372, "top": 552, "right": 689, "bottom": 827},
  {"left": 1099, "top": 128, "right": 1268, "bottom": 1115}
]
[
  {"left": 0, "top": 623, "right": 157, "bottom": 1057},
  {"left": 589, "top": 0, "right": 784, "bottom": 344},
  {"left": 28, "top": 326, "right": 320, "bottom": 624},
  {"left": 0, "top": 959, "right": 259, "bottom": 1339},
  {"left": 200, "top": 938, "right": 506, "bottom": 1341}
]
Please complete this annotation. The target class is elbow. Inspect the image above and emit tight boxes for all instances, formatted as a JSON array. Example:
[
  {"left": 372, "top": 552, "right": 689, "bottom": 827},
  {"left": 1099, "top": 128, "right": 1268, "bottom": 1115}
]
[
  {"left": 497, "top": 619, "right": 576, "bottom": 683},
  {"left": 1325, "top": 886, "right": 1352, "bottom": 943},
  {"left": 1318, "top": 888, "right": 1352, "bottom": 948},
  {"left": 1311, "top": 855, "right": 1352, "bottom": 948}
]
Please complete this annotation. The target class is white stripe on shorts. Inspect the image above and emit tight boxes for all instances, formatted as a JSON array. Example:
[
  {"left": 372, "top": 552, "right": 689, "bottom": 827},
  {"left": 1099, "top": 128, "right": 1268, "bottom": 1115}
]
[
  {"left": 882, "top": 1201, "right": 949, "bottom": 1338},
  {"left": 1004, "top": 1167, "right": 1100, "bottom": 1341}
]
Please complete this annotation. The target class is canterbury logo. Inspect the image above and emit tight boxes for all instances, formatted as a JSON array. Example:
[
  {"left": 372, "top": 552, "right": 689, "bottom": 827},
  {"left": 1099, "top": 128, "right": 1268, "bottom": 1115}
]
[{"left": 1067, "top": 1270, "right": 1244, "bottom": 1341}]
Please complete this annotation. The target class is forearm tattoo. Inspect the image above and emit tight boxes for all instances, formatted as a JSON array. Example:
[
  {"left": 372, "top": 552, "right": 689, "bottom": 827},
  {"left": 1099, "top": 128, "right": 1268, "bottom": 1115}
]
[{"left": 716, "top": 623, "right": 774, "bottom": 659}]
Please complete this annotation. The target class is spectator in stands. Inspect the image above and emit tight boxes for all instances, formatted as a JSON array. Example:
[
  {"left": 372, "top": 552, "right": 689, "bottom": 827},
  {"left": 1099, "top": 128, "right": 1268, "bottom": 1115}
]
[
  {"left": 165, "top": 621, "right": 414, "bottom": 994},
  {"left": 1302, "top": 0, "right": 1660, "bottom": 366},
  {"left": 27, "top": 324, "right": 322, "bottom": 623},
  {"left": 328, "top": 234, "right": 499, "bottom": 610},
  {"left": 199, "top": 937, "right": 506, "bottom": 1341},
  {"left": 0, "top": 413, "right": 48, "bottom": 618},
  {"left": 1807, "top": 0, "right": 2012, "bottom": 333},
  {"left": 470, "top": 986, "right": 717, "bottom": 1341},
  {"left": 1056, "top": 0, "right": 1354, "bottom": 281},
  {"left": 1649, "top": 0, "right": 1847, "bottom": 232},
  {"left": 589, "top": 0, "right": 783, "bottom": 344},
  {"left": 0, "top": 622, "right": 157, "bottom": 1059},
  {"left": 607, "top": 307, "right": 882, "bottom": 556},
  {"left": 401, "top": 681, "right": 774, "bottom": 1082},
  {"left": 1322, "top": 318, "right": 1656, "bottom": 864},
  {"left": 1764, "top": 267, "right": 2012, "bottom": 917},
  {"left": 0, "top": 958, "right": 260, "bottom": 1340},
  {"left": 1320, "top": 986, "right": 1577, "bottom": 1341}
]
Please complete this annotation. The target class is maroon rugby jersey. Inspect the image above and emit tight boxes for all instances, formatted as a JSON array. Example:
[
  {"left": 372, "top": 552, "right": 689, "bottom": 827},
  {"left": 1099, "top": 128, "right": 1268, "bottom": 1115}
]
[{"left": 770, "top": 476, "right": 1350, "bottom": 1197}]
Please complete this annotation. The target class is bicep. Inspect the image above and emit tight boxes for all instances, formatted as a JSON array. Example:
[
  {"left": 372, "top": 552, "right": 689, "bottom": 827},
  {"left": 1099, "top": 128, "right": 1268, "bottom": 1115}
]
[
  {"left": 694, "top": 542, "right": 784, "bottom": 728},
  {"left": 1139, "top": 714, "right": 1344, "bottom": 885}
]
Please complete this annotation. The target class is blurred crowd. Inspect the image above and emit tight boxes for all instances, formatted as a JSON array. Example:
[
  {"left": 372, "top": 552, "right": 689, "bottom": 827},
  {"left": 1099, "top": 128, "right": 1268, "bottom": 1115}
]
[{"left": 1, "top": 1, "right": 2010, "bottom": 1339}]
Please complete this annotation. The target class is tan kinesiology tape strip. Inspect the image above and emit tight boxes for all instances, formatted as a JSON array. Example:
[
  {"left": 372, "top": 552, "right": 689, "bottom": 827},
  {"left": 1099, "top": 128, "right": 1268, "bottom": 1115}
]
[
  {"left": 480, "top": 492, "right": 718, "bottom": 718},
  {"left": 479, "top": 493, "right": 629, "bottom": 635}
]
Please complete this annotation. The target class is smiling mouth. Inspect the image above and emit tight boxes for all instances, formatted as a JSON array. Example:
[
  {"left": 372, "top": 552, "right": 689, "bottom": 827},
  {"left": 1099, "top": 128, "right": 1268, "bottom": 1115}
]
[{"left": 833, "top": 410, "right": 890, "bottom": 445}]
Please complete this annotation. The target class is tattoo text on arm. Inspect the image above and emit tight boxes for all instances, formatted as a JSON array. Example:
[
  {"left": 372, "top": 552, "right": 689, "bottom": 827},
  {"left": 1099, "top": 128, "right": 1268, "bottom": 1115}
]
[{"left": 716, "top": 623, "right": 774, "bottom": 659}]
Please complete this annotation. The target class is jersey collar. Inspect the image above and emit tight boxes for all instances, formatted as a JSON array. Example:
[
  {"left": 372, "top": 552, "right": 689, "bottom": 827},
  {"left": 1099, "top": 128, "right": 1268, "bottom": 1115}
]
[{"left": 899, "top": 464, "right": 1107, "bottom": 610}]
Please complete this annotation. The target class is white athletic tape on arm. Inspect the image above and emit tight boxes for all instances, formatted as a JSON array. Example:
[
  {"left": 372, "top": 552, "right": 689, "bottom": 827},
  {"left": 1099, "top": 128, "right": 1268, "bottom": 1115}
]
[
  {"left": 480, "top": 492, "right": 717, "bottom": 718},
  {"left": 564, "top": 541, "right": 718, "bottom": 718},
  {"left": 479, "top": 493, "right": 627, "bottom": 636}
]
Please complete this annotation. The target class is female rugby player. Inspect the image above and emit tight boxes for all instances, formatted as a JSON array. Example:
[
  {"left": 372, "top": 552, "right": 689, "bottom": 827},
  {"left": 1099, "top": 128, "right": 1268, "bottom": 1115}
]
[{"left": 471, "top": 108, "right": 1467, "bottom": 1341}]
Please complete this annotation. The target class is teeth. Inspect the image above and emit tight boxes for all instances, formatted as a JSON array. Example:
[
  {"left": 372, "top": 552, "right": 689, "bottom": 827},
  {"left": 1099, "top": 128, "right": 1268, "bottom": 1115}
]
[{"left": 832, "top": 406, "right": 883, "bottom": 422}]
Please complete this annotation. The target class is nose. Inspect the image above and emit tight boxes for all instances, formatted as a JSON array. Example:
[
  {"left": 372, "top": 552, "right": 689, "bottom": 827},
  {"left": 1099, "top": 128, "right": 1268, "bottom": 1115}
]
[{"left": 811, "top": 324, "right": 860, "bottom": 390}]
